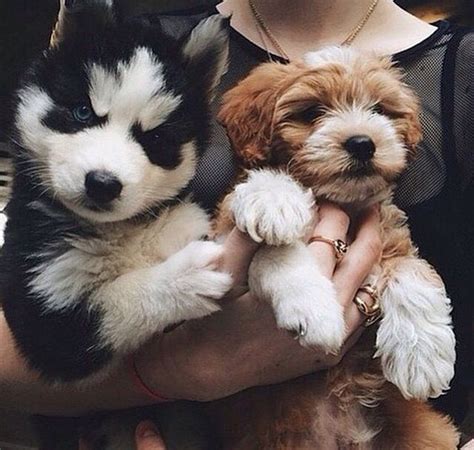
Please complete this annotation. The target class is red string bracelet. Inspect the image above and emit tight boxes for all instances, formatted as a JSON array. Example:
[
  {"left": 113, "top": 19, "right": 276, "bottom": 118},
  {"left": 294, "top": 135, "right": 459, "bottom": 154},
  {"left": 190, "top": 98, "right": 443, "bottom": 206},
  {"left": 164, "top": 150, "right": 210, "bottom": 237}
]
[{"left": 128, "top": 354, "right": 171, "bottom": 403}]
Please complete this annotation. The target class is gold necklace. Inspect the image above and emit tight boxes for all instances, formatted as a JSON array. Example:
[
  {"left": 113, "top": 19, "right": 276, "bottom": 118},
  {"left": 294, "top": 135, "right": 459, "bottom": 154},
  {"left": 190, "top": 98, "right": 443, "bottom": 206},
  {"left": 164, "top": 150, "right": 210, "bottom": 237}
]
[{"left": 248, "top": 0, "right": 380, "bottom": 61}]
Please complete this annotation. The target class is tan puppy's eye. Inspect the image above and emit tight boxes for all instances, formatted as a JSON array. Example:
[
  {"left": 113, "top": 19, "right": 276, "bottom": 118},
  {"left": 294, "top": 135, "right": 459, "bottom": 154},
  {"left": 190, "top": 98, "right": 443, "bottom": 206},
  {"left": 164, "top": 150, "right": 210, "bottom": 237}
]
[
  {"left": 372, "top": 103, "right": 405, "bottom": 119},
  {"left": 372, "top": 103, "right": 386, "bottom": 115},
  {"left": 291, "top": 105, "right": 325, "bottom": 124}
]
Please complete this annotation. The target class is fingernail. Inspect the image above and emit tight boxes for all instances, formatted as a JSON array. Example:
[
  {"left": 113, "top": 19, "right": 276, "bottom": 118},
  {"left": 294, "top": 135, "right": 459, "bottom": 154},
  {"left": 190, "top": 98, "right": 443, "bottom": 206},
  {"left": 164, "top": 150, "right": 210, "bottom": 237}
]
[{"left": 136, "top": 420, "right": 159, "bottom": 438}]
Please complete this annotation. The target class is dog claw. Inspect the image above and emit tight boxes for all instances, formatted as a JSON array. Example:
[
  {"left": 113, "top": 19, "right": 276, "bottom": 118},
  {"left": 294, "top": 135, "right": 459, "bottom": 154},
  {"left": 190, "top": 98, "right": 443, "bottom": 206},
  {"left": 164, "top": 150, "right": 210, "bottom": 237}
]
[{"left": 290, "top": 323, "right": 307, "bottom": 340}]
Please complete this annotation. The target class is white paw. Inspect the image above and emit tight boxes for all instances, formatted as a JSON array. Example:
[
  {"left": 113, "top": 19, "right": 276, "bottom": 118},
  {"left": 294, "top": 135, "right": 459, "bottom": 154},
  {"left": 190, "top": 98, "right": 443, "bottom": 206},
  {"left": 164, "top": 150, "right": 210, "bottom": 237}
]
[
  {"left": 273, "top": 275, "right": 346, "bottom": 353},
  {"left": 376, "top": 323, "right": 455, "bottom": 400},
  {"left": 231, "top": 169, "right": 314, "bottom": 245},
  {"left": 168, "top": 240, "right": 224, "bottom": 271},
  {"left": 177, "top": 267, "right": 232, "bottom": 319},
  {"left": 167, "top": 241, "right": 233, "bottom": 319},
  {"left": 376, "top": 262, "right": 456, "bottom": 400}
]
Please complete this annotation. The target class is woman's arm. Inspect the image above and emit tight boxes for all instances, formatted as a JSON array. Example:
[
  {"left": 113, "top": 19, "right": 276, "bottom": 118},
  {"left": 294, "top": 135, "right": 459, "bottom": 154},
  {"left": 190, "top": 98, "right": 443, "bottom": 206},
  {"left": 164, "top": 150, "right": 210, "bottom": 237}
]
[
  {"left": 0, "top": 310, "right": 158, "bottom": 416},
  {"left": 0, "top": 204, "right": 381, "bottom": 415},
  {"left": 135, "top": 204, "right": 382, "bottom": 402}
]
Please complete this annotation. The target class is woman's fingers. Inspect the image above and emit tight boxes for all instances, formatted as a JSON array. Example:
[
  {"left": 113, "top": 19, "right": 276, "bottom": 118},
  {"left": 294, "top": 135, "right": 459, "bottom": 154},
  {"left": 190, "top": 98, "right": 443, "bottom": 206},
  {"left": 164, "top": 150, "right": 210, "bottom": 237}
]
[
  {"left": 135, "top": 421, "right": 167, "bottom": 450},
  {"left": 461, "top": 439, "right": 474, "bottom": 450},
  {"left": 333, "top": 206, "right": 382, "bottom": 305},
  {"left": 78, "top": 422, "right": 168, "bottom": 450},
  {"left": 78, "top": 438, "right": 91, "bottom": 450},
  {"left": 341, "top": 326, "right": 365, "bottom": 353},
  {"left": 333, "top": 206, "right": 382, "bottom": 333},
  {"left": 220, "top": 227, "right": 260, "bottom": 289},
  {"left": 134, "top": 205, "right": 382, "bottom": 402},
  {"left": 308, "top": 203, "right": 350, "bottom": 278},
  {"left": 343, "top": 291, "right": 374, "bottom": 333}
]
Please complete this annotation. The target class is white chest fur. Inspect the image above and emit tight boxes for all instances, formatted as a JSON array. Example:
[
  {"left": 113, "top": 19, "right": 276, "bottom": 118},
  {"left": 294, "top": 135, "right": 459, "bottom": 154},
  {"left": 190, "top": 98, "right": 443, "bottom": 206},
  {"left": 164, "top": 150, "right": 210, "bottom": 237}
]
[{"left": 28, "top": 202, "right": 211, "bottom": 312}]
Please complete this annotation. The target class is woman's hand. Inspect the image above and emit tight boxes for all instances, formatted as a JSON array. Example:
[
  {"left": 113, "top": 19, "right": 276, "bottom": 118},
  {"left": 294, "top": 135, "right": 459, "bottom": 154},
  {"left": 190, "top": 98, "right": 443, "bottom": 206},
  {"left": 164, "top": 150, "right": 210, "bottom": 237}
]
[
  {"left": 134, "top": 421, "right": 167, "bottom": 450},
  {"left": 0, "top": 203, "right": 381, "bottom": 415},
  {"left": 79, "top": 421, "right": 167, "bottom": 450},
  {"left": 134, "top": 203, "right": 382, "bottom": 402}
]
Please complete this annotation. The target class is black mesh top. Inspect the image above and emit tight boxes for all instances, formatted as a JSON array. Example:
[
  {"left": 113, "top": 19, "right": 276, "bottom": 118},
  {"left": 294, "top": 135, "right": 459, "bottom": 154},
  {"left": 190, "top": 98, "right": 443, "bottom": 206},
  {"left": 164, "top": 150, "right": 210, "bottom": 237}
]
[{"left": 149, "top": 8, "right": 473, "bottom": 423}]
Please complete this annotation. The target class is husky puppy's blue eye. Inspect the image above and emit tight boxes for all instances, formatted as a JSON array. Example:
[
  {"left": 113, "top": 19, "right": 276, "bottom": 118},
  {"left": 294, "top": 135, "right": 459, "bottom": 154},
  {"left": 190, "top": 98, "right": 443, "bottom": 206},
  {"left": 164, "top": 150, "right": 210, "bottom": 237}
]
[{"left": 73, "top": 105, "right": 94, "bottom": 123}]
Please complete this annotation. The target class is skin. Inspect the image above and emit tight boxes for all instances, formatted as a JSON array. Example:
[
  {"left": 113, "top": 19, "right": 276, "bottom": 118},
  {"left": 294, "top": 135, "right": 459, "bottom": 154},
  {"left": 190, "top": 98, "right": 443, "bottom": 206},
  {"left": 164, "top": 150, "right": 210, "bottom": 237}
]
[
  {"left": 0, "top": 204, "right": 379, "bottom": 415},
  {"left": 0, "top": 0, "right": 434, "bottom": 420},
  {"left": 78, "top": 421, "right": 167, "bottom": 450},
  {"left": 134, "top": 422, "right": 167, "bottom": 450},
  {"left": 110, "top": 421, "right": 474, "bottom": 450},
  {"left": 218, "top": 0, "right": 437, "bottom": 59}
]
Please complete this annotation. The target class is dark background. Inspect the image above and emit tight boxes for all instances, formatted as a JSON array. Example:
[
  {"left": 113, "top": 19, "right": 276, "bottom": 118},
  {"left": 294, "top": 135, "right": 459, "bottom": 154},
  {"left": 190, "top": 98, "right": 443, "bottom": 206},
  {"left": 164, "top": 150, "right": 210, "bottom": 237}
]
[{"left": 0, "top": 0, "right": 472, "bottom": 141}]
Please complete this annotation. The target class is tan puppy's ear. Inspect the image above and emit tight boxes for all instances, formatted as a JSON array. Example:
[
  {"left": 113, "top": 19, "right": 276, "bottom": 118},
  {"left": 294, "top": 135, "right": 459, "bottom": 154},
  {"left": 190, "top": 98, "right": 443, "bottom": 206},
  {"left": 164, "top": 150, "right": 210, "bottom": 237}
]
[
  {"left": 404, "top": 103, "right": 423, "bottom": 161},
  {"left": 390, "top": 82, "right": 423, "bottom": 161},
  {"left": 370, "top": 56, "right": 423, "bottom": 161},
  {"left": 218, "top": 62, "right": 294, "bottom": 168}
]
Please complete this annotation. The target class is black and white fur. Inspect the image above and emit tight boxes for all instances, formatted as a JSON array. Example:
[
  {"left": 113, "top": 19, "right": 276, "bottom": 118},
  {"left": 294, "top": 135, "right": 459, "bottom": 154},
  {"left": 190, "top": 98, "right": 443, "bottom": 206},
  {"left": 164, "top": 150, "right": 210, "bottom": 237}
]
[{"left": 1, "top": 0, "right": 231, "bottom": 383}]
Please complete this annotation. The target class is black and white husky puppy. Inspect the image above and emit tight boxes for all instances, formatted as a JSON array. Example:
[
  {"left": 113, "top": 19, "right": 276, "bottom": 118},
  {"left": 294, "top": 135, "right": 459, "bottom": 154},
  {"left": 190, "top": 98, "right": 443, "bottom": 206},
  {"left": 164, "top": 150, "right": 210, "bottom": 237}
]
[{"left": 1, "top": 0, "right": 231, "bottom": 383}]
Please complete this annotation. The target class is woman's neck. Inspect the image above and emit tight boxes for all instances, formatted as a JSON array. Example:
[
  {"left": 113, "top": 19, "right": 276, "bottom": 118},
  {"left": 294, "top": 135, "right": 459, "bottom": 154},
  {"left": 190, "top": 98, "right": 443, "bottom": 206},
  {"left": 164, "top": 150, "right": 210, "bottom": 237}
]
[
  {"left": 217, "top": 0, "right": 436, "bottom": 59},
  {"left": 243, "top": 0, "right": 378, "bottom": 39}
]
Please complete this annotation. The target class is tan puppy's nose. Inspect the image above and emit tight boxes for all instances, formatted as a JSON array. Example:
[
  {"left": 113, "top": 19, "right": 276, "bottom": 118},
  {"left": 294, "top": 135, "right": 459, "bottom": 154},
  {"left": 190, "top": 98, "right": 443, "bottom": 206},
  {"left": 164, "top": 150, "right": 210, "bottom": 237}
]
[{"left": 344, "top": 135, "right": 376, "bottom": 162}]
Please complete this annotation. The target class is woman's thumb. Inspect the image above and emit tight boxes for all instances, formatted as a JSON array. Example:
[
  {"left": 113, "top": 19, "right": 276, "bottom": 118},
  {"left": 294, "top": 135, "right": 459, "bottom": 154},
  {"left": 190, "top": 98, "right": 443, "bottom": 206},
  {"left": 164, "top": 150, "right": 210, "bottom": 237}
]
[
  {"left": 221, "top": 227, "right": 260, "bottom": 289},
  {"left": 135, "top": 421, "right": 166, "bottom": 450}
]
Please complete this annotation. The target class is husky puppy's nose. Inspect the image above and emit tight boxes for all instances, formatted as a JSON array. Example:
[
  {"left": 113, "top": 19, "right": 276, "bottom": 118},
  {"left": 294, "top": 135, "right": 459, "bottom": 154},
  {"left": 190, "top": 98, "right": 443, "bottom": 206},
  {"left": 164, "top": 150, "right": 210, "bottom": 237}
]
[
  {"left": 343, "top": 135, "right": 376, "bottom": 162},
  {"left": 85, "top": 171, "right": 123, "bottom": 204}
]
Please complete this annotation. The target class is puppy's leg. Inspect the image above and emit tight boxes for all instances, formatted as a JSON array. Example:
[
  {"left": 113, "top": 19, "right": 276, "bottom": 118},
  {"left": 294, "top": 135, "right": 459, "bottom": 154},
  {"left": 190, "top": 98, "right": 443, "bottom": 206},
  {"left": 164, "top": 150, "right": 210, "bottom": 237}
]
[
  {"left": 373, "top": 394, "right": 459, "bottom": 449},
  {"left": 95, "top": 241, "right": 232, "bottom": 354},
  {"left": 250, "top": 242, "right": 346, "bottom": 352},
  {"left": 231, "top": 169, "right": 344, "bottom": 351},
  {"left": 230, "top": 169, "right": 314, "bottom": 245},
  {"left": 375, "top": 257, "right": 456, "bottom": 400}
]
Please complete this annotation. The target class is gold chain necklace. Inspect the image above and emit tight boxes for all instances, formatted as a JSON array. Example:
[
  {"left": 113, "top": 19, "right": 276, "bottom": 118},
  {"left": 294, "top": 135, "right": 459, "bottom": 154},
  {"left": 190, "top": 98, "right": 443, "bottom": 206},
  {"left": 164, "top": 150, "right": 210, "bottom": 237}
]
[{"left": 248, "top": 0, "right": 380, "bottom": 61}]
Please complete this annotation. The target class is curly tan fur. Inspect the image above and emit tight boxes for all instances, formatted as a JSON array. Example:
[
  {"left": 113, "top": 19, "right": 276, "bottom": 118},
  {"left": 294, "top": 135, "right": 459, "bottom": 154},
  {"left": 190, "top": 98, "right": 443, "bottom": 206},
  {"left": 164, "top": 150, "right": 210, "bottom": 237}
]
[
  {"left": 210, "top": 48, "right": 458, "bottom": 449},
  {"left": 206, "top": 334, "right": 458, "bottom": 449}
]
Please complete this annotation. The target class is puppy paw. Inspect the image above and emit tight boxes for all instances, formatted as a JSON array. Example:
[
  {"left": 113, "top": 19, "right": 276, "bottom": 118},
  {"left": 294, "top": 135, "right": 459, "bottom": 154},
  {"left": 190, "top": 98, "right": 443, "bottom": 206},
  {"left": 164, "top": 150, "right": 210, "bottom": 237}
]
[
  {"left": 273, "top": 276, "right": 346, "bottom": 353},
  {"left": 231, "top": 169, "right": 314, "bottom": 245},
  {"left": 376, "top": 261, "right": 456, "bottom": 400},
  {"left": 169, "top": 240, "right": 224, "bottom": 270},
  {"left": 166, "top": 241, "right": 233, "bottom": 319},
  {"left": 177, "top": 268, "right": 232, "bottom": 319},
  {"left": 376, "top": 326, "right": 455, "bottom": 400}
]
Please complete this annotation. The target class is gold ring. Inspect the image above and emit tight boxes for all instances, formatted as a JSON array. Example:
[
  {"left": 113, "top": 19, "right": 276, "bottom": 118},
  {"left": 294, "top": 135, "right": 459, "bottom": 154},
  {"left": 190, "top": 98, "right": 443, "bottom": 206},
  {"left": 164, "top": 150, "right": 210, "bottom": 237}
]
[
  {"left": 353, "top": 284, "right": 382, "bottom": 327},
  {"left": 308, "top": 235, "right": 349, "bottom": 261}
]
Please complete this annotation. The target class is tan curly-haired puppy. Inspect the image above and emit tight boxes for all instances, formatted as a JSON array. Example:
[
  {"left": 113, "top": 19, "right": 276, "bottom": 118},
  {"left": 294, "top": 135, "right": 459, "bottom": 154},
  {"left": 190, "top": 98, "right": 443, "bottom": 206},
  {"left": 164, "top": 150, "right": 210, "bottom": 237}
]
[{"left": 209, "top": 47, "right": 459, "bottom": 449}]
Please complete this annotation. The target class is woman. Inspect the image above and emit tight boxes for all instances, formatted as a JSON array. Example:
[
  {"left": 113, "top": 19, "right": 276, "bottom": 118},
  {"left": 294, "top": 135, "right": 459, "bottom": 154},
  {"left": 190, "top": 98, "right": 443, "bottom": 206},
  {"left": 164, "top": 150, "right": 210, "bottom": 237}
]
[
  {"left": 78, "top": 421, "right": 167, "bottom": 450},
  {"left": 0, "top": 0, "right": 471, "bottom": 442}
]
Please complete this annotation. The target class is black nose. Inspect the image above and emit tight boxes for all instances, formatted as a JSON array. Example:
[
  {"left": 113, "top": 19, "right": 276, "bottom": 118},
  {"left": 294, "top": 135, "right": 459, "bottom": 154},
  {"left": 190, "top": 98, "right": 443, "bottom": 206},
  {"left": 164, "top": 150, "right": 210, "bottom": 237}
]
[
  {"left": 85, "top": 171, "right": 123, "bottom": 204},
  {"left": 343, "top": 135, "right": 376, "bottom": 162}
]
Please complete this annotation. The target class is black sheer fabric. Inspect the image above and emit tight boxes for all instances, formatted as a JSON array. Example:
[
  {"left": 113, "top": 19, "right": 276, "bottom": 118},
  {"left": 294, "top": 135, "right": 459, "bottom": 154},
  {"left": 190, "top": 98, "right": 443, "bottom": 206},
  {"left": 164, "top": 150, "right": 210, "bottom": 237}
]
[{"left": 149, "top": 9, "right": 473, "bottom": 423}]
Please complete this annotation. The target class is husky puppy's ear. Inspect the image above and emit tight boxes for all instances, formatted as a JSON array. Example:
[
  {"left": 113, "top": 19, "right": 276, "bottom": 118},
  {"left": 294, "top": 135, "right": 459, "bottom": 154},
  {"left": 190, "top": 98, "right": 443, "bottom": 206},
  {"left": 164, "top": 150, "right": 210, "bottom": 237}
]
[
  {"left": 182, "top": 15, "right": 230, "bottom": 100},
  {"left": 50, "top": 0, "right": 117, "bottom": 48}
]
